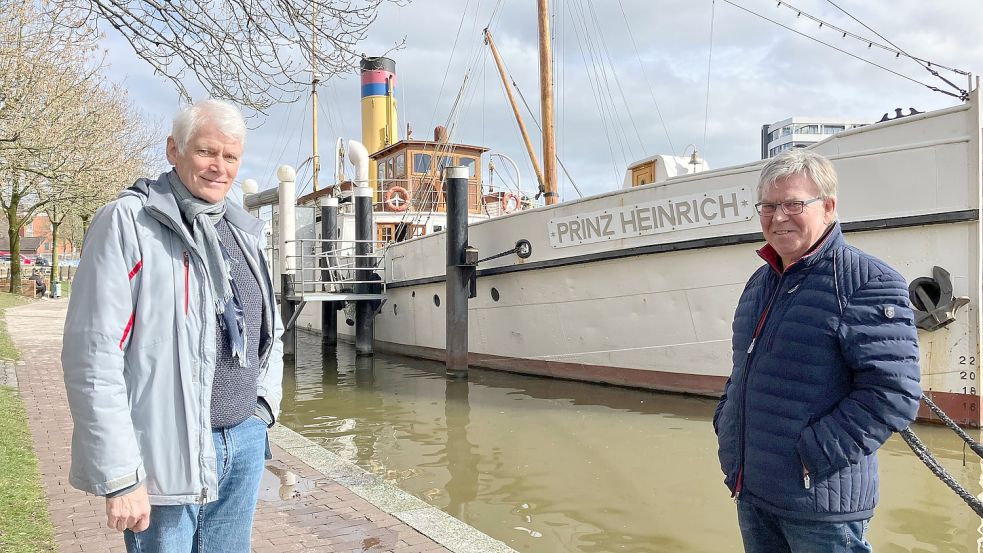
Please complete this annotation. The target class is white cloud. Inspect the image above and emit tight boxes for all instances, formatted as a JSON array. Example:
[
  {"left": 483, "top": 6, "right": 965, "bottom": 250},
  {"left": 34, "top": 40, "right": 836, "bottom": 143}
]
[{"left": 100, "top": 0, "right": 982, "bottom": 199}]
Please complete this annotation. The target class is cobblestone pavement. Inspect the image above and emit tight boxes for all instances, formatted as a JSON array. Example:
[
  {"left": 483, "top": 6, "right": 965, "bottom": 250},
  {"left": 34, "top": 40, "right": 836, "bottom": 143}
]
[{"left": 6, "top": 299, "right": 470, "bottom": 553}]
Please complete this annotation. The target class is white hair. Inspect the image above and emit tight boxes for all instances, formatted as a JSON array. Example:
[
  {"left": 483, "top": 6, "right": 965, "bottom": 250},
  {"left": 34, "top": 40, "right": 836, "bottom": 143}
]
[
  {"left": 170, "top": 99, "right": 246, "bottom": 153},
  {"left": 757, "top": 149, "right": 838, "bottom": 200}
]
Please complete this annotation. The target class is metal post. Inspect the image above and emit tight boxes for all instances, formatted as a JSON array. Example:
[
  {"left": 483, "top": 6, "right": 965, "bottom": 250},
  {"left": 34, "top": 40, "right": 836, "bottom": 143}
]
[
  {"left": 354, "top": 186, "right": 374, "bottom": 356},
  {"left": 280, "top": 274, "right": 296, "bottom": 358},
  {"left": 278, "top": 165, "right": 297, "bottom": 359},
  {"left": 445, "top": 166, "right": 469, "bottom": 377},
  {"left": 320, "top": 198, "right": 338, "bottom": 346}
]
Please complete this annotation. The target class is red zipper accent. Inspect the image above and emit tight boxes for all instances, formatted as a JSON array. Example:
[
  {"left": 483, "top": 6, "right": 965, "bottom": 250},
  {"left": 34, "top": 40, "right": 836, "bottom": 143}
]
[
  {"left": 119, "top": 312, "right": 135, "bottom": 350},
  {"left": 735, "top": 275, "right": 786, "bottom": 501},
  {"left": 128, "top": 259, "right": 143, "bottom": 280},
  {"left": 183, "top": 252, "right": 189, "bottom": 315}
]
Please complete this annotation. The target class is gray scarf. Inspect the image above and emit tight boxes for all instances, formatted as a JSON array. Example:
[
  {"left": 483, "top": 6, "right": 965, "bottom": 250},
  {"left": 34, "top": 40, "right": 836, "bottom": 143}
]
[{"left": 166, "top": 170, "right": 232, "bottom": 315}]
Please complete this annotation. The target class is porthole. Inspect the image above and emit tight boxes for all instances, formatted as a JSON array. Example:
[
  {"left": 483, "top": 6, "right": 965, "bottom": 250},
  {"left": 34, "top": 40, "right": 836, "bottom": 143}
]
[
  {"left": 433, "top": 294, "right": 441, "bottom": 307},
  {"left": 491, "top": 287, "right": 500, "bottom": 302}
]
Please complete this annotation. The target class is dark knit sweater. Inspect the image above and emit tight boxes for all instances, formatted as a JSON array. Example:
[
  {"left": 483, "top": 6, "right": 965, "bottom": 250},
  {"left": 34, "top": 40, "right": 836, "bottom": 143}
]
[{"left": 210, "top": 218, "right": 263, "bottom": 429}]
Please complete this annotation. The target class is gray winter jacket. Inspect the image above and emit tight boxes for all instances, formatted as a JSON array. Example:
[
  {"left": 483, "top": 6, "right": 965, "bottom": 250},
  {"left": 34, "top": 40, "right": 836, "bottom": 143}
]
[{"left": 62, "top": 171, "right": 283, "bottom": 505}]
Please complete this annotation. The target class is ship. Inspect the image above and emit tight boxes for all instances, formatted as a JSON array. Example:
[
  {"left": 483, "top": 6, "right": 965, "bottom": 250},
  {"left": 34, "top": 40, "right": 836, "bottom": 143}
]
[{"left": 251, "top": 36, "right": 982, "bottom": 429}]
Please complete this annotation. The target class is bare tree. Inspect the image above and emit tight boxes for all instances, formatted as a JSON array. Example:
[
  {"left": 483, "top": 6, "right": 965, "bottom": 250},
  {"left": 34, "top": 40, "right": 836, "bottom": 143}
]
[
  {"left": 44, "top": 85, "right": 159, "bottom": 293},
  {"left": 0, "top": 3, "right": 157, "bottom": 291},
  {"left": 49, "top": 0, "right": 406, "bottom": 111}
]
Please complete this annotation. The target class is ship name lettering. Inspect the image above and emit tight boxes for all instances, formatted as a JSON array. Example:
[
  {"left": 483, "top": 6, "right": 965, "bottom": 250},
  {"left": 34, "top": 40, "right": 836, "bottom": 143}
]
[
  {"left": 700, "top": 198, "right": 718, "bottom": 220},
  {"left": 600, "top": 214, "right": 614, "bottom": 236},
  {"left": 719, "top": 193, "right": 740, "bottom": 218},
  {"left": 568, "top": 220, "right": 584, "bottom": 240},
  {"left": 675, "top": 201, "right": 695, "bottom": 225},
  {"left": 620, "top": 209, "right": 638, "bottom": 233},
  {"left": 636, "top": 207, "right": 654, "bottom": 231},
  {"left": 549, "top": 187, "right": 751, "bottom": 248},
  {"left": 656, "top": 204, "right": 676, "bottom": 227}
]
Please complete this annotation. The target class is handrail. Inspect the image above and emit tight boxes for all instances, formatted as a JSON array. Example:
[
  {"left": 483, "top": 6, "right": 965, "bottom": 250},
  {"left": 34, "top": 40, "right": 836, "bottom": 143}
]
[{"left": 285, "top": 238, "right": 387, "bottom": 296}]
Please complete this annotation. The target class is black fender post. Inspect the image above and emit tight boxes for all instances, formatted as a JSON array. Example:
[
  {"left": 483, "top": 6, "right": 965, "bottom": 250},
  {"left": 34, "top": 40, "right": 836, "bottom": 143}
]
[
  {"left": 354, "top": 186, "right": 375, "bottom": 356},
  {"left": 445, "top": 166, "right": 471, "bottom": 378},
  {"left": 320, "top": 198, "right": 339, "bottom": 346}
]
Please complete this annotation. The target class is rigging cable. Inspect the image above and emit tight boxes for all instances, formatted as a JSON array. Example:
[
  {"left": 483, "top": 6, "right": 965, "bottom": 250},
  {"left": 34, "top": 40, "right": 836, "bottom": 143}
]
[
  {"left": 777, "top": 0, "right": 970, "bottom": 99},
  {"left": 569, "top": 0, "right": 627, "bottom": 183},
  {"left": 615, "top": 0, "right": 677, "bottom": 157},
  {"left": 585, "top": 0, "right": 647, "bottom": 159},
  {"left": 719, "top": 0, "right": 966, "bottom": 100},
  {"left": 703, "top": 0, "right": 716, "bottom": 157},
  {"left": 510, "top": 81, "right": 584, "bottom": 198},
  {"left": 428, "top": 0, "right": 472, "bottom": 133},
  {"left": 493, "top": 31, "right": 584, "bottom": 198}
]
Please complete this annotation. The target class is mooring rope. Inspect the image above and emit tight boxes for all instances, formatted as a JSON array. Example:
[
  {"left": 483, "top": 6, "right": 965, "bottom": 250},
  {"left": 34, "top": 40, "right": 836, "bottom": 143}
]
[
  {"left": 896, "top": 393, "right": 983, "bottom": 519},
  {"left": 898, "top": 426, "right": 983, "bottom": 518},
  {"left": 919, "top": 393, "right": 983, "bottom": 459}
]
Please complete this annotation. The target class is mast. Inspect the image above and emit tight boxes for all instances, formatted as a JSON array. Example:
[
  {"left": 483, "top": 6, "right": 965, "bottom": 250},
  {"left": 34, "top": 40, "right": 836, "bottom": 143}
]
[
  {"left": 537, "top": 0, "right": 558, "bottom": 204},
  {"left": 484, "top": 29, "right": 546, "bottom": 196},
  {"left": 311, "top": 4, "right": 320, "bottom": 192}
]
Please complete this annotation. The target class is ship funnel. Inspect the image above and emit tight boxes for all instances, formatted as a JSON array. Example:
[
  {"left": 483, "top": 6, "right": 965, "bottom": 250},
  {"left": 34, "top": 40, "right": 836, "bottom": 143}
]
[
  {"left": 359, "top": 56, "right": 398, "bottom": 192},
  {"left": 348, "top": 140, "right": 370, "bottom": 186}
]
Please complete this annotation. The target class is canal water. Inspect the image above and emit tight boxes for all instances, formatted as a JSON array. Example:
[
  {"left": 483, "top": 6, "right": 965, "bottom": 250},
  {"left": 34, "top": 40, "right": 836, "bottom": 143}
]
[{"left": 279, "top": 334, "right": 982, "bottom": 552}]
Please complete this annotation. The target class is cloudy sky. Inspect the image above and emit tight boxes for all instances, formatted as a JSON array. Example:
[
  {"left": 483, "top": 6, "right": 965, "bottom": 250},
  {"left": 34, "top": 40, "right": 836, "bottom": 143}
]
[{"left": 102, "top": 0, "right": 983, "bottom": 201}]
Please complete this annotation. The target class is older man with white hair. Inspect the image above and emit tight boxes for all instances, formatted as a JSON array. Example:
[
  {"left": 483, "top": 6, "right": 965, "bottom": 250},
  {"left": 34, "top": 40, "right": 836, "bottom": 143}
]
[
  {"left": 714, "top": 149, "right": 921, "bottom": 552},
  {"left": 62, "top": 99, "right": 283, "bottom": 552}
]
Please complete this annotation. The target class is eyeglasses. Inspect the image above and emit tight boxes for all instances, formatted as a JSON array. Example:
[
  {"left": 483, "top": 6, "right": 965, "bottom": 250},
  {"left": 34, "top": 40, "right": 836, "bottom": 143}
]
[{"left": 754, "top": 196, "right": 824, "bottom": 216}]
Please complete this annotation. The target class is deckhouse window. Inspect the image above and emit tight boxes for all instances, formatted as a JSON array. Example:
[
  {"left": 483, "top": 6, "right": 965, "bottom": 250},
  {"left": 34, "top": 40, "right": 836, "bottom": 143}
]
[
  {"left": 395, "top": 153, "right": 406, "bottom": 178},
  {"left": 458, "top": 157, "right": 476, "bottom": 177},
  {"left": 413, "top": 153, "right": 432, "bottom": 174},
  {"left": 436, "top": 156, "right": 451, "bottom": 174}
]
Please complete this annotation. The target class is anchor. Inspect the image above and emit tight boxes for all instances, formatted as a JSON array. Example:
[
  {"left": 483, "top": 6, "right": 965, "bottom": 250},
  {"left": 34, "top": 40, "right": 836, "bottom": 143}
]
[{"left": 908, "top": 266, "right": 970, "bottom": 331}]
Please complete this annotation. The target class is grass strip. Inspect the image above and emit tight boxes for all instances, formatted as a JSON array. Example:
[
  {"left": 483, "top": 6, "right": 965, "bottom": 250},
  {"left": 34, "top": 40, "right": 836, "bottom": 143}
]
[
  {"left": 0, "top": 387, "right": 56, "bottom": 552},
  {"left": 0, "top": 291, "right": 57, "bottom": 552}
]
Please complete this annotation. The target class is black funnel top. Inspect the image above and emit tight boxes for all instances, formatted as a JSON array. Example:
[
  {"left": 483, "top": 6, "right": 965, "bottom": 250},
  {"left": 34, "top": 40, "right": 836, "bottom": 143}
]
[{"left": 360, "top": 56, "right": 396, "bottom": 73}]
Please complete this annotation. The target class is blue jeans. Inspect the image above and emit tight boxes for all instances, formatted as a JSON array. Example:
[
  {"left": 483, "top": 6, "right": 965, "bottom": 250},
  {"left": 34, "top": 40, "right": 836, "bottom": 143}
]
[
  {"left": 124, "top": 416, "right": 268, "bottom": 553},
  {"left": 737, "top": 500, "right": 872, "bottom": 553}
]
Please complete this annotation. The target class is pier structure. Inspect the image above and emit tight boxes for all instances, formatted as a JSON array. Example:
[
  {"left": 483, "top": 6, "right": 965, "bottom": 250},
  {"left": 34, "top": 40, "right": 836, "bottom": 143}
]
[{"left": 246, "top": 165, "right": 386, "bottom": 360}]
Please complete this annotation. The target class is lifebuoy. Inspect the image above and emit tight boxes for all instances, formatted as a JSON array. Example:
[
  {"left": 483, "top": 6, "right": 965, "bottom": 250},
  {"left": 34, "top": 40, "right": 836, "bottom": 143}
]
[
  {"left": 501, "top": 192, "right": 520, "bottom": 214},
  {"left": 385, "top": 186, "right": 410, "bottom": 211}
]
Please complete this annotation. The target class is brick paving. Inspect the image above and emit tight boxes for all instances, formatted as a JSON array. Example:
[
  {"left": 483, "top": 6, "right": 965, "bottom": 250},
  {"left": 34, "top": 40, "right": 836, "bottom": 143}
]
[{"left": 7, "top": 299, "right": 454, "bottom": 553}]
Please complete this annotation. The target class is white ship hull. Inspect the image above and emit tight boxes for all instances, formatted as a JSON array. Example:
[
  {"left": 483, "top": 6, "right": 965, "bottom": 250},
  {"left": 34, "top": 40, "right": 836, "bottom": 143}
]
[{"left": 298, "top": 90, "right": 983, "bottom": 426}]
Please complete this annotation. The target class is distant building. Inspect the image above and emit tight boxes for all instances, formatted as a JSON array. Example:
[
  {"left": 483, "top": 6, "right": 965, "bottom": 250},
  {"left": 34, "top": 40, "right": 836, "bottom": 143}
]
[
  {"left": 0, "top": 214, "right": 75, "bottom": 259},
  {"left": 761, "top": 117, "right": 868, "bottom": 159}
]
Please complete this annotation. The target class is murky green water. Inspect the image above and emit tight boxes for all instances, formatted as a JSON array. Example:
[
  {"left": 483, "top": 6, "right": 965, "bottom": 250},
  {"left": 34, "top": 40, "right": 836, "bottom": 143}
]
[{"left": 279, "top": 334, "right": 982, "bottom": 552}]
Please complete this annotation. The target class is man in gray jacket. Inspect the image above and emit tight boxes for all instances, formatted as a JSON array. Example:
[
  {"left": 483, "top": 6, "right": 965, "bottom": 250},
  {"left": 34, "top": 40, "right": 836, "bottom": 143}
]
[{"left": 62, "top": 99, "right": 284, "bottom": 552}]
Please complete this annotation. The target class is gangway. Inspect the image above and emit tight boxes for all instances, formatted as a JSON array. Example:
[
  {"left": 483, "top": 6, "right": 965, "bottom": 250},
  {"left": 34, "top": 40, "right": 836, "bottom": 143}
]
[{"left": 280, "top": 237, "right": 387, "bottom": 330}]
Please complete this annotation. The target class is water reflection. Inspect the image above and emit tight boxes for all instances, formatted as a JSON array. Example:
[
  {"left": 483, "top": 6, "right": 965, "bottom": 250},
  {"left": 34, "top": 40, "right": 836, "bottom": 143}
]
[
  {"left": 281, "top": 333, "right": 983, "bottom": 553},
  {"left": 444, "top": 379, "right": 479, "bottom": 519}
]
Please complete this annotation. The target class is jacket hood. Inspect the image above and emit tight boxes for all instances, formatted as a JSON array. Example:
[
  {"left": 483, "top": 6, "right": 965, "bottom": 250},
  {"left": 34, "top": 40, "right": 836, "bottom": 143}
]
[{"left": 120, "top": 170, "right": 264, "bottom": 238}]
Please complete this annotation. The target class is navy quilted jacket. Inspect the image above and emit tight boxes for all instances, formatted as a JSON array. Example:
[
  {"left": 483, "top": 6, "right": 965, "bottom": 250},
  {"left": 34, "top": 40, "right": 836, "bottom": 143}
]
[{"left": 714, "top": 223, "right": 921, "bottom": 522}]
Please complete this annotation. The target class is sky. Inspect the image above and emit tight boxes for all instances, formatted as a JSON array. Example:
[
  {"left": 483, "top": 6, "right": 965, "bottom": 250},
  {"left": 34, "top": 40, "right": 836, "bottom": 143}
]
[{"left": 101, "top": 0, "right": 983, "bottom": 202}]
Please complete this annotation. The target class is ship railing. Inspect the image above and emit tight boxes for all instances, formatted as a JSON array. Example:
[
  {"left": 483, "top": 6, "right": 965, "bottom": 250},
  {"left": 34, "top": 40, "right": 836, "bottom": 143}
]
[
  {"left": 374, "top": 178, "right": 448, "bottom": 212},
  {"left": 283, "top": 238, "right": 386, "bottom": 302}
]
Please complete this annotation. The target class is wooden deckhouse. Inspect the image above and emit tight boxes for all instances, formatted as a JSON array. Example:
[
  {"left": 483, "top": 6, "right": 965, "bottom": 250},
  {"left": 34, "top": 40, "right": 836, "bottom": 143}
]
[{"left": 369, "top": 130, "right": 490, "bottom": 243}]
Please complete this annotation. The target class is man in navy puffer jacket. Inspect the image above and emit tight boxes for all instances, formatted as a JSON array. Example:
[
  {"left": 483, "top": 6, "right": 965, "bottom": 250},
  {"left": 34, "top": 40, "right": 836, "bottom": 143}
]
[{"left": 714, "top": 150, "right": 921, "bottom": 552}]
